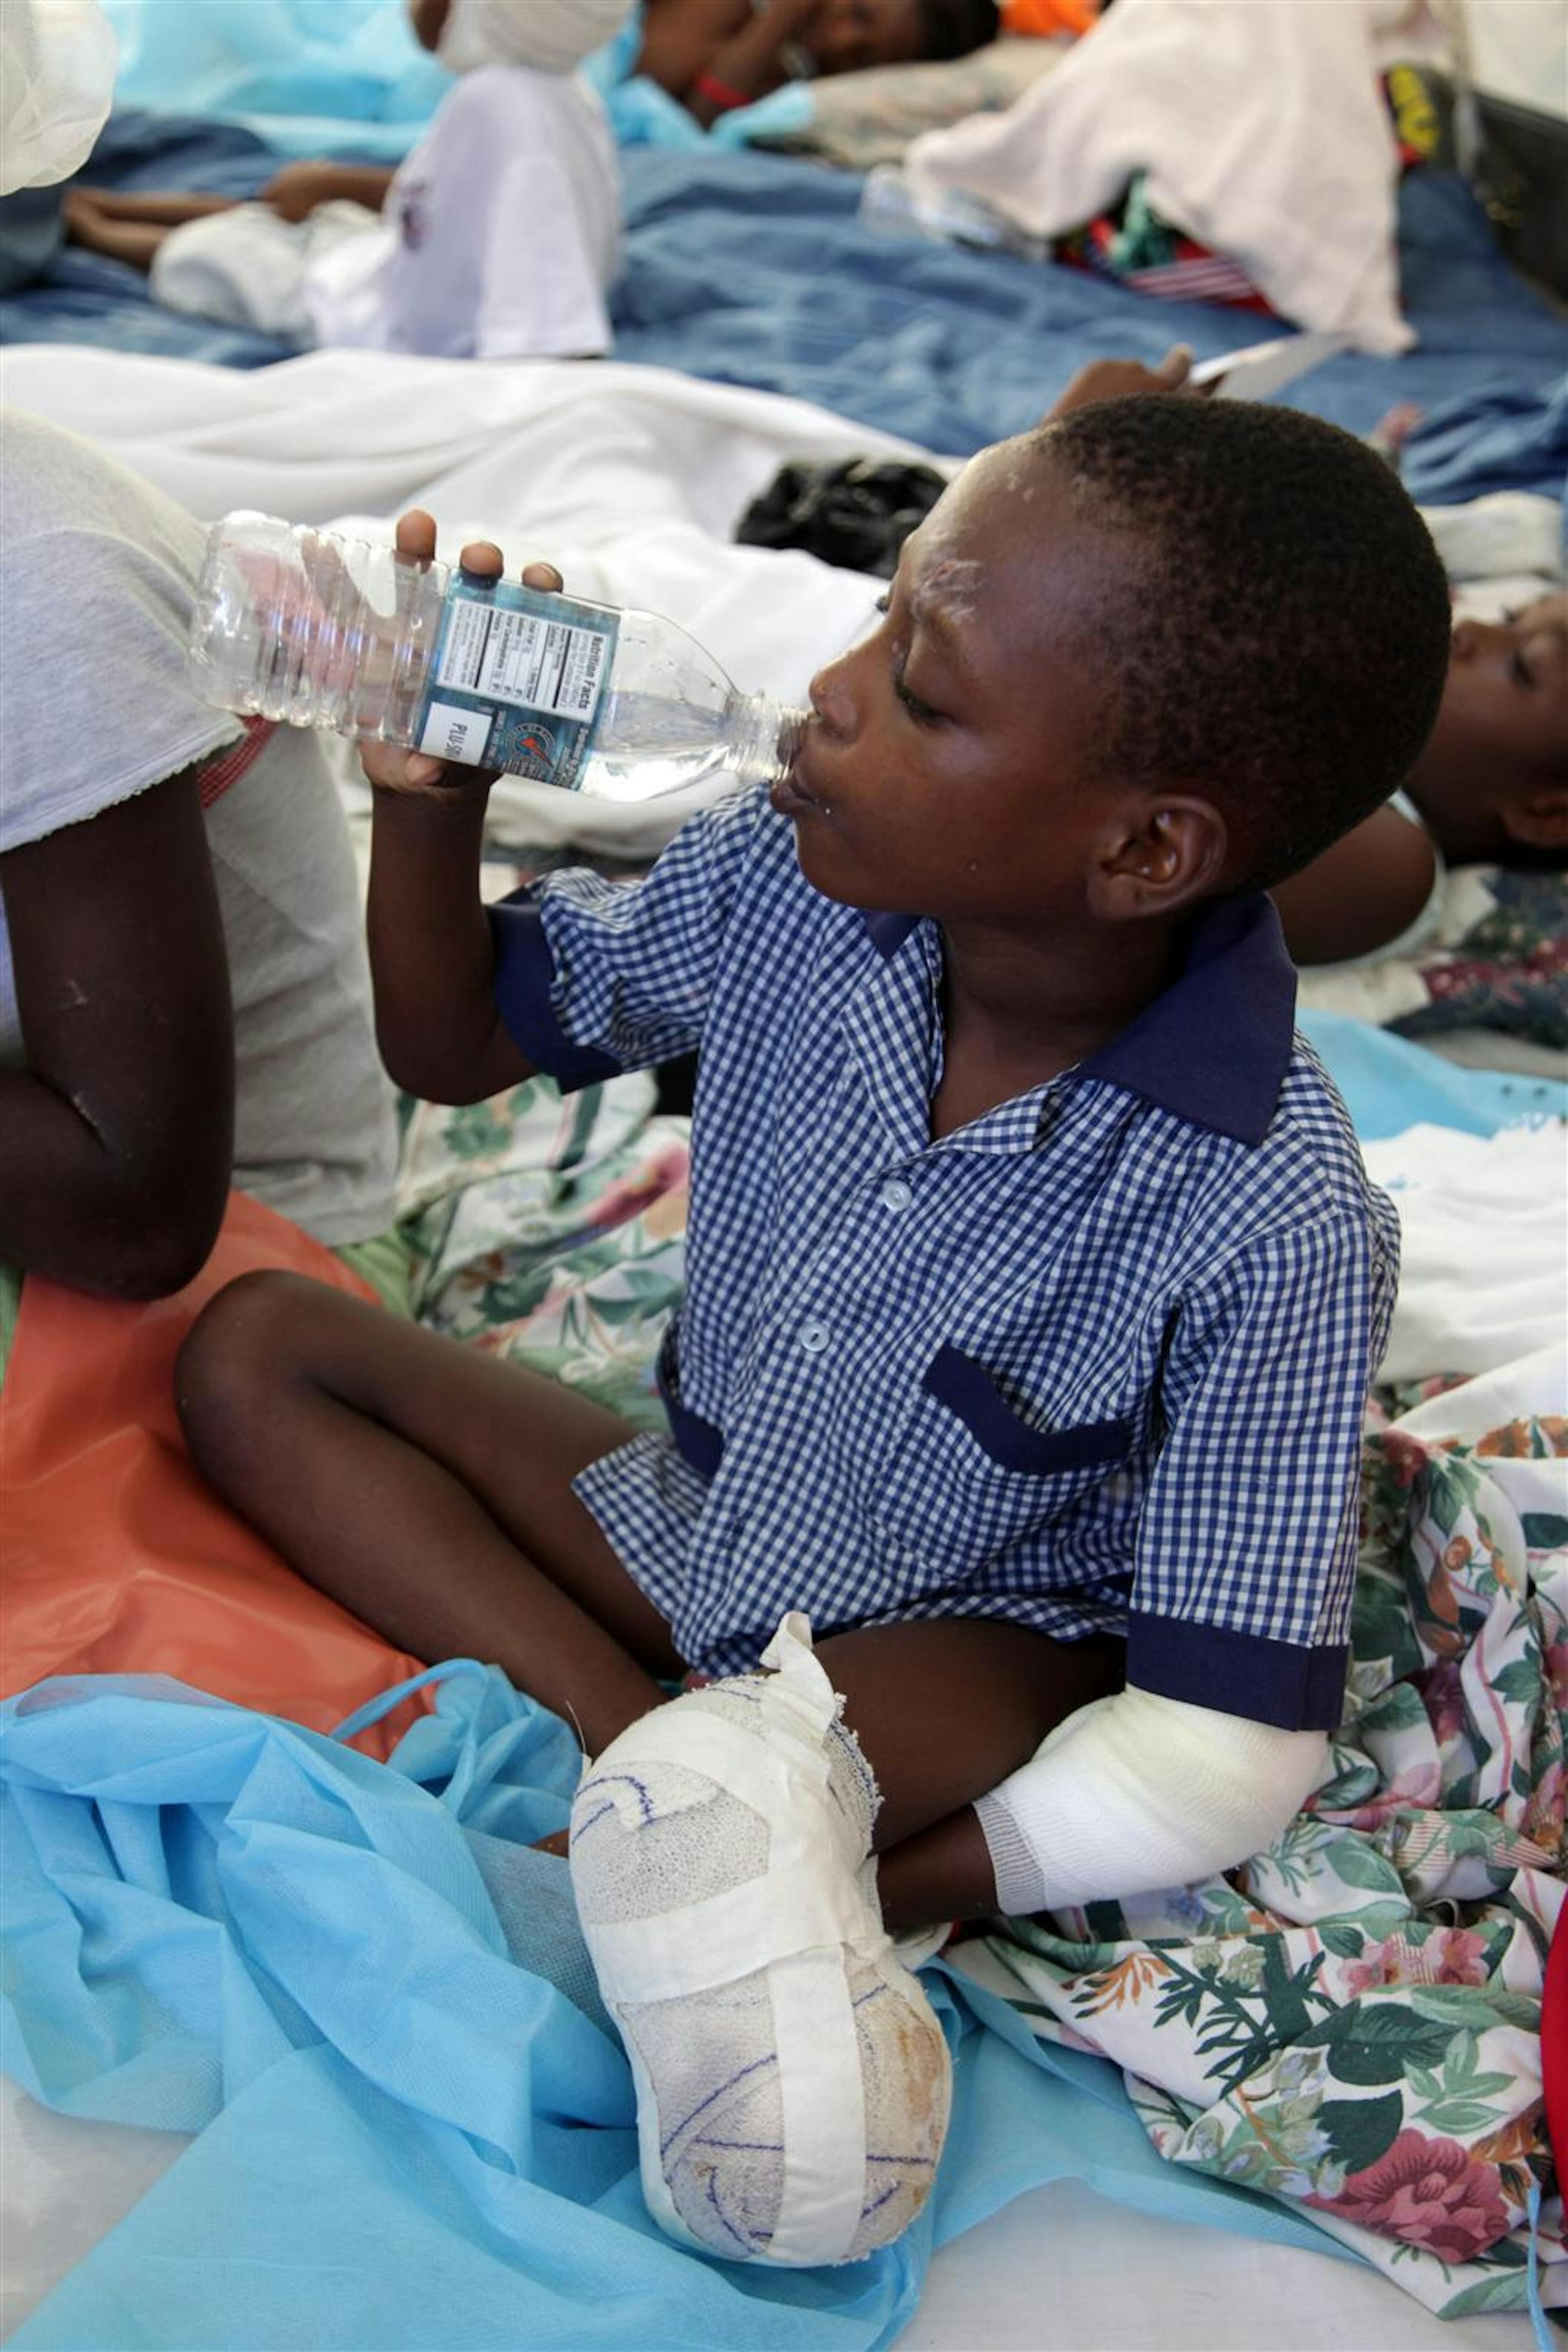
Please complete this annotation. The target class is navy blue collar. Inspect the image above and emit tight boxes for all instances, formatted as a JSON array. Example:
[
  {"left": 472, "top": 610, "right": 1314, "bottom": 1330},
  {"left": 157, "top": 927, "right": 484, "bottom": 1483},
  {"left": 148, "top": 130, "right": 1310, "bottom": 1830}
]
[{"left": 859, "top": 894, "right": 1296, "bottom": 1148}]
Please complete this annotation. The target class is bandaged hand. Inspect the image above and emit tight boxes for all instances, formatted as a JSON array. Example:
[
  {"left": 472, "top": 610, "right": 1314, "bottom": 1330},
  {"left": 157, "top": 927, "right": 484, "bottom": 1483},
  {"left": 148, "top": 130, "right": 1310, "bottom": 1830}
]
[
  {"left": 360, "top": 511, "right": 564, "bottom": 796},
  {"left": 975, "top": 1683, "right": 1328, "bottom": 1918}
]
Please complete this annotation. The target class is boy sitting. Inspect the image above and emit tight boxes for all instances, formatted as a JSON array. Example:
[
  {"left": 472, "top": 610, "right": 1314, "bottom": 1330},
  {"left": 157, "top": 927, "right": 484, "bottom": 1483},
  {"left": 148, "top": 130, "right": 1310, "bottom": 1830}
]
[{"left": 176, "top": 395, "right": 1452, "bottom": 2260}]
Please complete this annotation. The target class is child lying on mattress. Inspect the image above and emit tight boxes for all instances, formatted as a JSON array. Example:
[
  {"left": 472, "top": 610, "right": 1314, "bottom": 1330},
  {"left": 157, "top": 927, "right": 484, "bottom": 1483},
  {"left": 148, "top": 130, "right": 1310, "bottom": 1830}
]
[
  {"left": 63, "top": 0, "right": 628, "bottom": 360},
  {"left": 638, "top": 0, "right": 999, "bottom": 124},
  {"left": 175, "top": 396, "right": 1451, "bottom": 2262},
  {"left": 0, "top": 409, "right": 397, "bottom": 1312}
]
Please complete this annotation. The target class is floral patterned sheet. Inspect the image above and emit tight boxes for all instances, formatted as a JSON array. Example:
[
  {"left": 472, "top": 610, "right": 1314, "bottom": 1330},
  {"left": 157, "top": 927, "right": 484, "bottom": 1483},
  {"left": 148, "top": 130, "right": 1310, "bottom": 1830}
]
[
  {"left": 1298, "top": 865, "right": 1568, "bottom": 1070},
  {"left": 398, "top": 1057, "right": 1565, "bottom": 2323}
]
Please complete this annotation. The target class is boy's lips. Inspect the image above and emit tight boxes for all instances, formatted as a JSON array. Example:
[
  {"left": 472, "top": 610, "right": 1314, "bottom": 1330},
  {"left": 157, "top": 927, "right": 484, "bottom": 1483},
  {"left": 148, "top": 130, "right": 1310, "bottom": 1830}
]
[{"left": 770, "top": 764, "right": 832, "bottom": 819}]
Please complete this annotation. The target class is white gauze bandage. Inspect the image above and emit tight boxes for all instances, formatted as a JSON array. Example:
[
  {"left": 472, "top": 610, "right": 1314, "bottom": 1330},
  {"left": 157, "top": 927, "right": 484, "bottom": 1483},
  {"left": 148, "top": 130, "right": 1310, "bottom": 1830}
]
[
  {"left": 975, "top": 1683, "right": 1328, "bottom": 1917},
  {"left": 436, "top": 0, "right": 635, "bottom": 75},
  {"left": 568, "top": 1612, "right": 951, "bottom": 2267}
]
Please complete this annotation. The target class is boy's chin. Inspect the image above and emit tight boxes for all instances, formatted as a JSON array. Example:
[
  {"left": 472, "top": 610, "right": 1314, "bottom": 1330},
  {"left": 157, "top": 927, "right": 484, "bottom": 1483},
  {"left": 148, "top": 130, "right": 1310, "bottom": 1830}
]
[{"left": 790, "top": 823, "right": 903, "bottom": 915}]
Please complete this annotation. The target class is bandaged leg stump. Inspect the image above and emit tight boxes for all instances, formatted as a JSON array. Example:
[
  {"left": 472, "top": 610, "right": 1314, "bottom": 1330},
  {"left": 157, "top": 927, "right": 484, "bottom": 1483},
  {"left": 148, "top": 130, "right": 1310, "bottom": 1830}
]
[{"left": 569, "top": 1612, "right": 952, "bottom": 2266}]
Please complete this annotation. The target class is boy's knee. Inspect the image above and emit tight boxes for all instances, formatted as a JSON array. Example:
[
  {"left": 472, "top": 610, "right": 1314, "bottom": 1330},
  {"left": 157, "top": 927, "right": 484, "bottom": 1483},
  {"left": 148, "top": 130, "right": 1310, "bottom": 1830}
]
[{"left": 175, "top": 1269, "right": 322, "bottom": 1476}]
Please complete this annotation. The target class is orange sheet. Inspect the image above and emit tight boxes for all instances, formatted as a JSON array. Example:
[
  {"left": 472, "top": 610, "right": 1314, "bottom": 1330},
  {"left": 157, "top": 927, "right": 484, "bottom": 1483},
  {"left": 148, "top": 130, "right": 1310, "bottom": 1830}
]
[
  {"left": 1, "top": 1192, "right": 429, "bottom": 1759},
  {"left": 1000, "top": 0, "right": 1099, "bottom": 35}
]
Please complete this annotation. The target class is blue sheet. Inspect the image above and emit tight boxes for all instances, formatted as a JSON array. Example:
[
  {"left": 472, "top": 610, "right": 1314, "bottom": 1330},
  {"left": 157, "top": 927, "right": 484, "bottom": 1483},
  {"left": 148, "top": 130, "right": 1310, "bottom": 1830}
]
[
  {"left": 4, "top": 1664, "right": 1348, "bottom": 2352},
  {"left": 1299, "top": 1011, "right": 1568, "bottom": 1141},
  {"left": 605, "top": 155, "right": 1568, "bottom": 494},
  {"left": 101, "top": 0, "right": 453, "bottom": 159},
  {"left": 4, "top": 103, "right": 1566, "bottom": 505}
]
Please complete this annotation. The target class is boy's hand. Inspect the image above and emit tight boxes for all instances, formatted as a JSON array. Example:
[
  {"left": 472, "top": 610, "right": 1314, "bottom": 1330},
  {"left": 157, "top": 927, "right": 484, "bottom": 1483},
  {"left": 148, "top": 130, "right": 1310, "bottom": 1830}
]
[
  {"left": 361, "top": 510, "right": 564, "bottom": 796},
  {"left": 1043, "top": 345, "right": 1194, "bottom": 422}
]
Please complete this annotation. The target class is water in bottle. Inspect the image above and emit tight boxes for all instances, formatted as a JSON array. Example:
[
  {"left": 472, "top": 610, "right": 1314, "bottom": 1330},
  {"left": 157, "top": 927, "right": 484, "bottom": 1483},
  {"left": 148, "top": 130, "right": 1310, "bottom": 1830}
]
[{"left": 187, "top": 512, "right": 807, "bottom": 801}]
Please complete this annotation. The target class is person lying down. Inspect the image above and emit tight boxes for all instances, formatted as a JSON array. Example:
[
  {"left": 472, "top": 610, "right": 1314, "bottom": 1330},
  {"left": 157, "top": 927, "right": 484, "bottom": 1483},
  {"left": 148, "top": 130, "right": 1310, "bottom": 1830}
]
[
  {"left": 637, "top": 0, "right": 1000, "bottom": 125},
  {"left": 63, "top": 0, "right": 629, "bottom": 359},
  {"left": 174, "top": 398, "right": 1452, "bottom": 2265}
]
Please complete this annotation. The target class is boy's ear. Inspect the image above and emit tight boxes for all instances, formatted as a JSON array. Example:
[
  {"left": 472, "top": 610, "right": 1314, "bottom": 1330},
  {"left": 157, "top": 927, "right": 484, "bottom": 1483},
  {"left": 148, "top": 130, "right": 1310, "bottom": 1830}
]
[
  {"left": 1500, "top": 782, "right": 1568, "bottom": 854},
  {"left": 1089, "top": 797, "right": 1229, "bottom": 920}
]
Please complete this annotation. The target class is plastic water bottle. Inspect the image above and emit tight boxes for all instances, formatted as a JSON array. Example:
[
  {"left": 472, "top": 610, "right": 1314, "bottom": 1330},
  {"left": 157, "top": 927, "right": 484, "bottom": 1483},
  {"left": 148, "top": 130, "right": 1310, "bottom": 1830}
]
[{"left": 187, "top": 512, "right": 807, "bottom": 801}]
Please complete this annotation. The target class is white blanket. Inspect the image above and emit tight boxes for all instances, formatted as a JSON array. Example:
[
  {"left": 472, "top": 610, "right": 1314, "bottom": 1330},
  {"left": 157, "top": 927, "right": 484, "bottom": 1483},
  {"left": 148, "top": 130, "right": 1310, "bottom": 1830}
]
[
  {"left": 905, "top": 0, "right": 1450, "bottom": 355},
  {"left": 1364, "top": 1121, "right": 1568, "bottom": 1386}
]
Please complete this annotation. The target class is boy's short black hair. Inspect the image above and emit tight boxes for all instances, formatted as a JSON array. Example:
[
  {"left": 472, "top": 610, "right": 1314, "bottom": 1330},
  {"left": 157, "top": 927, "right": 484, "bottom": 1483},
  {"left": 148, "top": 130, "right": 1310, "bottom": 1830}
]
[
  {"left": 917, "top": 0, "right": 1000, "bottom": 61},
  {"left": 1035, "top": 397, "right": 1452, "bottom": 892}
]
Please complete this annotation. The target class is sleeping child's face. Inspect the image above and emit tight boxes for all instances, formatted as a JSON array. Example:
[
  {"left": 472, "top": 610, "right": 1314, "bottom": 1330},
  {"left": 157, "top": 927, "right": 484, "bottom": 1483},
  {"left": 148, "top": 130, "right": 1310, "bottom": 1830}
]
[
  {"left": 805, "top": 0, "right": 926, "bottom": 74},
  {"left": 777, "top": 436, "right": 1160, "bottom": 927},
  {"left": 1405, "top": 591, "right": 1568, "bottom": 865}
]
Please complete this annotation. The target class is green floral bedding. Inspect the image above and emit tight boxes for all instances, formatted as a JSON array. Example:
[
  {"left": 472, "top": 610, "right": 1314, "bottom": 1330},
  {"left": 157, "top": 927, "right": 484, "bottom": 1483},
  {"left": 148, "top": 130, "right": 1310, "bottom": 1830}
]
[
  {"left": 397, "top": 1069, "right": 688, "bottom": 1432},
  {"left": 402, "top": 1066, "right": 1566, "bottom": 2319}
]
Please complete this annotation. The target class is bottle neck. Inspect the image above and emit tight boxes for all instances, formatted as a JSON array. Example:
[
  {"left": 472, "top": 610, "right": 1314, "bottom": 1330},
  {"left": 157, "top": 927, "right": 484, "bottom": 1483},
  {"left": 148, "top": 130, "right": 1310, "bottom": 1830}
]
[{"left": 728, "top": 692, "right": 809, "bottom": 789}]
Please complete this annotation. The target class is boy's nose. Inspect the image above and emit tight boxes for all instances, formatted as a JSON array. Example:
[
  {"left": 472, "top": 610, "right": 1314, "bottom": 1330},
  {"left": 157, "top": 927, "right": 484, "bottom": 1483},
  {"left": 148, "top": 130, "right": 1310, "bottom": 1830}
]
[{"left": 808, "top": 653, "right": 855, "bottom": 739}]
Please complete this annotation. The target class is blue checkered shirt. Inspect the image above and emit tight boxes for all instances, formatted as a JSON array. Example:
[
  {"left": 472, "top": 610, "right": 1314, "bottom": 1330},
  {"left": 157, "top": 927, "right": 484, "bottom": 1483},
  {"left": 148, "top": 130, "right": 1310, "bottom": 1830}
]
[{"left": 491, "top": 787, "right": 1397, "bottom": 1729}]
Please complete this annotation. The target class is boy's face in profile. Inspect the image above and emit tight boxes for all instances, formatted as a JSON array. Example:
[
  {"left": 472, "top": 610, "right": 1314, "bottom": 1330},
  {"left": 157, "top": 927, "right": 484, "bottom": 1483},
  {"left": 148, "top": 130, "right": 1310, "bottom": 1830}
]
[{"left": 777, "top": 437, "right": 1144, "bottom": 926}]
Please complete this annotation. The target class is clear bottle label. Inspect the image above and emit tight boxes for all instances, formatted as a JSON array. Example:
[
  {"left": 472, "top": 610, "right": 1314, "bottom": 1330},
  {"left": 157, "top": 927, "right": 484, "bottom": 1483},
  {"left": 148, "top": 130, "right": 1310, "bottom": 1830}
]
[{"left": 416, "top": 575, "right": 621, "bottom": 787}]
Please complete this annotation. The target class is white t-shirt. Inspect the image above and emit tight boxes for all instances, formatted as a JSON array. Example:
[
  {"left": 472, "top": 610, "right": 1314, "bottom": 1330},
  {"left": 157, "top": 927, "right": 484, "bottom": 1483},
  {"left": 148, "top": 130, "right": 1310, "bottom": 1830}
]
[{"left": 0, "top": 410, "right": 398, "bottom": 1247}]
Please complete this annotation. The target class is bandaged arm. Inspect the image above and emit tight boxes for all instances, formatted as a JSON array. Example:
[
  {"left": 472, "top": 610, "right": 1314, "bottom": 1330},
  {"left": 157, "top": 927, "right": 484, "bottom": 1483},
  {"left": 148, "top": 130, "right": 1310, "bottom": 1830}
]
[{"left": 973, "top": 1684, "right": 1327, "bottom": 1916}]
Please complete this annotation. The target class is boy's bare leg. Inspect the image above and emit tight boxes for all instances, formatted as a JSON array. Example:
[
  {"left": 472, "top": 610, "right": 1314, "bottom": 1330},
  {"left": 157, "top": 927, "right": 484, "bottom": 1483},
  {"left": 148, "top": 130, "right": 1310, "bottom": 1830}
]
[
  {"left": 814, "top": 1618, "right": 1123, "bottom": 1930},
  {"left": 176, "top": 1270, "right": 681, "bottom": 1752}
]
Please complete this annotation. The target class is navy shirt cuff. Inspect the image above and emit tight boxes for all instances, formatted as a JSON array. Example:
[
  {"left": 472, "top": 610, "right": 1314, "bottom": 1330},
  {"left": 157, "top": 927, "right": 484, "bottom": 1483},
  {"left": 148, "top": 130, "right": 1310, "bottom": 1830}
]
[
  {"left": 1126, "top": 1610, "right": 1349, "bottom": 1730},
  {"left": 488, "top": 889, "right": 624, "bottom": 1095}
]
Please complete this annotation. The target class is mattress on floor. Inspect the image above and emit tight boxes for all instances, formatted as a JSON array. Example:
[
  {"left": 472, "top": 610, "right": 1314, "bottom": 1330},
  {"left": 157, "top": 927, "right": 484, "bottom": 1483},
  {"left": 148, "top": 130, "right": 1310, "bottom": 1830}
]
[{"left": 4, "top": 114, "right": 1566, "bottom": 500}]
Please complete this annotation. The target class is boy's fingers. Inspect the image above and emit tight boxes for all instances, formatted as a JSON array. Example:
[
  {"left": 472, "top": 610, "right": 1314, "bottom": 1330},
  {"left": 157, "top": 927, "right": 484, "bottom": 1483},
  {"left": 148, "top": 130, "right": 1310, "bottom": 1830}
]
[
  {"left": 394, "top": 508, "right": 438, "bottom": 561},
  {"left": 521, "top": 560, "right": 563, "bottom": 592},
  {"left": 458, "top": 537, "right": 505, "bottom": 576},
  {"left": 361, "top": 740, "right": 450, "bottom": 793},
  {"left": 1155, "top": 343, "right": 1194, "bottom": 387}
]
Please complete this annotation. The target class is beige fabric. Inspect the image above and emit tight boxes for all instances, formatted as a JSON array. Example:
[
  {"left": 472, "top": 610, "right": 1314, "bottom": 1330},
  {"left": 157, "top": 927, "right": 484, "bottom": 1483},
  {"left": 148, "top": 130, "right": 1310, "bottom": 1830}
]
[{"left": 0, "top": 0, "right": 116, "bottom": 195}]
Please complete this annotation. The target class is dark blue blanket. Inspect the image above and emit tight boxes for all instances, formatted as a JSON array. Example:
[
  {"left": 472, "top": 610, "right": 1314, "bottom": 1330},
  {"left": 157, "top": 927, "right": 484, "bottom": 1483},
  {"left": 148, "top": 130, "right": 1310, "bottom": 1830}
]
[{"left": 6, "top": 117, "right": 1565, "bottom": 505}]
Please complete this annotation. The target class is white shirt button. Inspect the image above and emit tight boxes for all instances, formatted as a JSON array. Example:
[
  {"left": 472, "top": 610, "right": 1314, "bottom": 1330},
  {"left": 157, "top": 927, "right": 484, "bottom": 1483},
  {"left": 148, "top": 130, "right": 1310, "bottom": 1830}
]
[
  {"left": 880, "top": 1179, "right": 913, "bottom": 1211},
  {"left": 798, "top": 1318, "right": 830, "bottom": 1353}
]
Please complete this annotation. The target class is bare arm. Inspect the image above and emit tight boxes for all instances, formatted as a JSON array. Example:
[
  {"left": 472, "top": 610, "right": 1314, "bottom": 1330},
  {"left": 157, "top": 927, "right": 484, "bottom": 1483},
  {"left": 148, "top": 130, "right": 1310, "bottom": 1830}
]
[
  {"left": 409, "top": 0, "right": 453, "bottom": 51},
  {"left": 1270, "top": 802, "right": 1438, "bottom": 967},
  {"left": 362, "top": 513, "right": 547, "bottom": 1106},
  {"left": 262, "top": 162, "right": 398, "bottom": 223},
  {"left": 640, "top": 0, "right": 818, "bottom": 119},
  {"left": 0, "top": 767, "right": 234, "bottom": 1298}
]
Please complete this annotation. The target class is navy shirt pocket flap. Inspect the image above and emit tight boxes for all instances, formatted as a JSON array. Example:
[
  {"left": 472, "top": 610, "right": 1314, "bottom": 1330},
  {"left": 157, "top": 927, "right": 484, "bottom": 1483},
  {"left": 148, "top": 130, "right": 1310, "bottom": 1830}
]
[{"left": 921, "top": 1344, "right": 1132, "bottom": 1476}]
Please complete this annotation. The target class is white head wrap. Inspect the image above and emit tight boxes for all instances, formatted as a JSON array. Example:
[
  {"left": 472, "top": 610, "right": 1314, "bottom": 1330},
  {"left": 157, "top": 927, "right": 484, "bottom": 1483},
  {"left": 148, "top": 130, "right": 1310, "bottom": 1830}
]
[
  {"left": 0, "top": 0, "right": 117, "bottom": 197},
  {"left": 435, "top": 0, "right": 632, "bottom": 76}
]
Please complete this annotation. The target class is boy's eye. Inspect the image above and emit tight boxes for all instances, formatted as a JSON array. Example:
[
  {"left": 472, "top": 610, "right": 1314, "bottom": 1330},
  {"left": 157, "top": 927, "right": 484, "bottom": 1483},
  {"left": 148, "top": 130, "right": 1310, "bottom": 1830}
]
[{"left": 895, "top": 672, "right": 941, "bottom": 724}]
